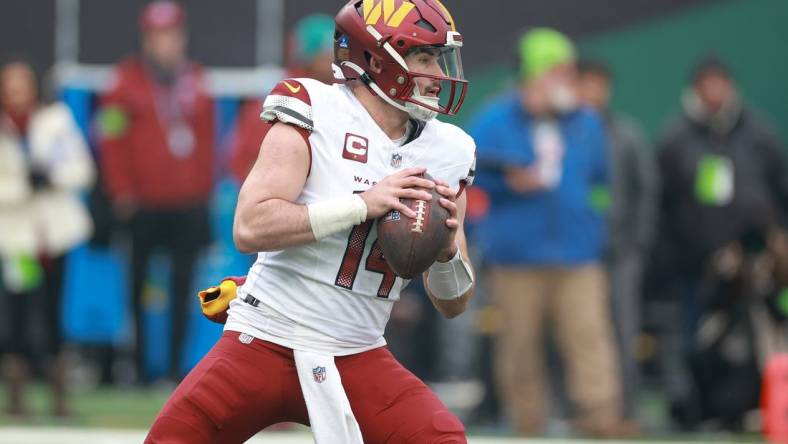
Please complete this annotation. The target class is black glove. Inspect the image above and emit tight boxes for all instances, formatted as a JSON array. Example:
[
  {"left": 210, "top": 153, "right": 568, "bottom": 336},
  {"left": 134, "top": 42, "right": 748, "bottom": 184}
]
[{"left": 28, "top": 165, "right": 50, "bottom": 190}]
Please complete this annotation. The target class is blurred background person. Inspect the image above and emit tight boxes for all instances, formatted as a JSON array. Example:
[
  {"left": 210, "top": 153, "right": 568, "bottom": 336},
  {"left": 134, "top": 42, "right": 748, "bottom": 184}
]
[
  {"left": 688, "top": 207, "right": 788, "bottom": 431},
  {"left": 97, "top": 1, "right": 214, "bottom": 384},
  {"left": 652, "top": 56, "right": 788, "bottom": 428},
  {"left": 0, "top": 58, "right": 95, "bottom": 416},
  {"left": 470, "top": 28, "right": 627, "bottom": 438},
  {"left": 577, "top": 59, "right": 658, "bottom": 423},
  {"left": 229, "top": 13, "right": 336, "bottom": 183}
]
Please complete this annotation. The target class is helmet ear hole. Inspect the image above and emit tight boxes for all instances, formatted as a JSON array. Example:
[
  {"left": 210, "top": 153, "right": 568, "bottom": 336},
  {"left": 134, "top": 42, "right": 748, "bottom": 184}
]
[{"left": 365, "top": 52, "right": 383, "bottom": 74}]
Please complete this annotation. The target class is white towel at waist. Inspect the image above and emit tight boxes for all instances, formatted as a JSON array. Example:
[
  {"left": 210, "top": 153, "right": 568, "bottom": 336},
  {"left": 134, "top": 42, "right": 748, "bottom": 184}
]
[{"left": 293, "top": 349, "right": 364, "bottom": 444}]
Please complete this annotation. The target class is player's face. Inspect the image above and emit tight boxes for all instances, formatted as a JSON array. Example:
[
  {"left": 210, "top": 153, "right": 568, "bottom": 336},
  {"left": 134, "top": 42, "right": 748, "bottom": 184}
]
[
  {"left": 143, "top": 27, "right": 187, "bottom": 69},
  {"left": 0, "top": 62, "right": 37, "bottom": 114},
  {"left": 405, "top": 48, "right": 443, "bottom": 97}
]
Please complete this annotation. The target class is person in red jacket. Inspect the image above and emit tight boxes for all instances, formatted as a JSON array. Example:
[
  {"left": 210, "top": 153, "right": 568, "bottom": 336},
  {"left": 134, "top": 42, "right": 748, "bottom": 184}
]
[
  {"left": 97, "top": 0, "right": 214, "bottom": 383},
  {"left": 230, "top": 14, "right": 336, "bottom": 183}
]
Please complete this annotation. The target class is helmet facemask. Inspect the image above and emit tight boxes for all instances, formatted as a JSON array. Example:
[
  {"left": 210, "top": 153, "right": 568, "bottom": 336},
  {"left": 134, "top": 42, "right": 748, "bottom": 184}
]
[{"left": 400, "top": 44, "right": 466, "bottom": 120}]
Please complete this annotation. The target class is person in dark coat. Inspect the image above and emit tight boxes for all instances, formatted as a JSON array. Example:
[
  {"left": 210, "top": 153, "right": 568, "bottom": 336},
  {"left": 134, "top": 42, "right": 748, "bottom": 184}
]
[{"left": 653, "top": 56, "right": 788, "bottom": 427}]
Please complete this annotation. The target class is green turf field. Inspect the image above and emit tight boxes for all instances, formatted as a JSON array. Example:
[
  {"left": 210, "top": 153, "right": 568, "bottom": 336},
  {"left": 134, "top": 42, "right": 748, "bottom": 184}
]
[
  {"left": 0, "top": 385, "right": 766, "bottom": 443},
  {"left": 0, "top": 384, "right": 169, "bottom": 428},
  {"left": 0, "top": 426, "right": 767, "bottom": 444}
]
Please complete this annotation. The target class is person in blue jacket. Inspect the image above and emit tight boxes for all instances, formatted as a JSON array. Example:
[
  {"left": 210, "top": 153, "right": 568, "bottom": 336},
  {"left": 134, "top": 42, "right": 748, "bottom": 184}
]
[{"left": 469, "top": 28, "right": 631, "bottom": 438}]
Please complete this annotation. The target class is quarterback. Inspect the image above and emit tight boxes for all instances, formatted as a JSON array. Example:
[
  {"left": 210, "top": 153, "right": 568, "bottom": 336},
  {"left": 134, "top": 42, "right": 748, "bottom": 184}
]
[{"left": 146, "top": 0, "right": 476, "bottom": 442}]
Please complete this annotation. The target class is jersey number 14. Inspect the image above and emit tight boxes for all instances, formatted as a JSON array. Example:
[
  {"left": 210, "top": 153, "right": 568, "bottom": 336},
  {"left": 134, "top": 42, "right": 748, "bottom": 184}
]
[{"left": 334, "top": 220, "right": 397, "bottom": 298}]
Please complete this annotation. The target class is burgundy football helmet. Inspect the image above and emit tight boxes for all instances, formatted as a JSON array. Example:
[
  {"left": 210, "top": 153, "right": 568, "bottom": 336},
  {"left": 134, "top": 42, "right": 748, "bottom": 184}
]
[{"left": 334, "top": 0, "right": 467, "bottom": 120}]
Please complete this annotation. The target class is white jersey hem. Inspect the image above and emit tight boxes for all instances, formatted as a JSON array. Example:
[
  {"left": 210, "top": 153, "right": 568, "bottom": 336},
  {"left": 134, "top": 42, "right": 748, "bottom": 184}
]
[{"left": 224, "top": 319, "right": 387, "bottom": 357}]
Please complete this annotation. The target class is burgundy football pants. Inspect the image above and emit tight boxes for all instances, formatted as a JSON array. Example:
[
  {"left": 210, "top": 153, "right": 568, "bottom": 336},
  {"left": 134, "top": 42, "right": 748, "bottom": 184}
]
[{"left": 145, "top": 331, "right": 466, "bottom": 443}]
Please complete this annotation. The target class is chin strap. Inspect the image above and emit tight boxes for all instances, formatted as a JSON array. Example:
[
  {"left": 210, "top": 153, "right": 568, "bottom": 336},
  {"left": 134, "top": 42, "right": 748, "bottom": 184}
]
[{"left": 404, "top": 85, "right": 439, "bottom": 121}]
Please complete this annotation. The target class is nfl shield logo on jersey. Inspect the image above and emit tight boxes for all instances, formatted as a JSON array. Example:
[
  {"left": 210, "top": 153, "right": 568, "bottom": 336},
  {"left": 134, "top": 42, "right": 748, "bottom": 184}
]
[
  {"left": 313, "top": 366, "right": 326, "bottom": 383},
  {"left": 391, "top": 153, "right": 402, "bottom": 168}
]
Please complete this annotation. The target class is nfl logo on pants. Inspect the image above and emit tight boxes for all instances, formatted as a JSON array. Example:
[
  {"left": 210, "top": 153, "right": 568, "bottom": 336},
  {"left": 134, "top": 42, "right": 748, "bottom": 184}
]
[{"left": 313, "top": 366, "right": 326, "bottom": 383}]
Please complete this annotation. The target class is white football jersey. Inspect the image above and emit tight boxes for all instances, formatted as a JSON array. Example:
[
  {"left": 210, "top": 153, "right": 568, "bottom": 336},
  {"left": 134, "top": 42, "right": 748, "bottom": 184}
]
[{"left": 225, "top": 78, "right": 475, "bottom": 355}]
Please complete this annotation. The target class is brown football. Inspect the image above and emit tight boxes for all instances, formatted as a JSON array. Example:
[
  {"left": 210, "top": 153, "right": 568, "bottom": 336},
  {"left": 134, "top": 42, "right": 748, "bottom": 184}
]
[{"left": 377, "top": 173, "right": 450, "bottom": 279}]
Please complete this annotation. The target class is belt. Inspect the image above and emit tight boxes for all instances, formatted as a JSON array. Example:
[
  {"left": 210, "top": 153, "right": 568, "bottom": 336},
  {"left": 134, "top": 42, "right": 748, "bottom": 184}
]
[{"left": 243, "top": 294, "right": 261, "bottom": 307}]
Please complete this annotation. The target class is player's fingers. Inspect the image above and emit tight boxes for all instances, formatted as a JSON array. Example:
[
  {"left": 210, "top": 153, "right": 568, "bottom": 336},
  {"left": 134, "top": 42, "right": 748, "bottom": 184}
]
[
  {"left": 397, "top": 188, "right": 432, "bottom": 201},
  {"left": 399, "top": 176, "right": 435, "bottom": 189},
  {"left": 394, "top": 167, "right": 427, "bottom": 178},
  {"left": 439, "top": 197, "right": 457, "bottom": 216},
  {"left": 394, "top": 201, "right": 417, "bottom": 218},
  {"left": 435, "top": 185, "right": 455, "bottom": 200},
  {"left": 445, "top": 218, "right": 459, "bottom": 229},
  {"left": 434, "top": 178, "right": 450, "bottom": 188}
]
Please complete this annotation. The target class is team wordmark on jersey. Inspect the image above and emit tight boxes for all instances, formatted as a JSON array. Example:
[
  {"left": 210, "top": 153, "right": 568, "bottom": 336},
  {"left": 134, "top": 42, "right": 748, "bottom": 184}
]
[
  {"left": 353, "top": 175, "right": 378, "bottom": 186},
  {"left": 343, "top": 133, "right": 369, "bottom": 163}
]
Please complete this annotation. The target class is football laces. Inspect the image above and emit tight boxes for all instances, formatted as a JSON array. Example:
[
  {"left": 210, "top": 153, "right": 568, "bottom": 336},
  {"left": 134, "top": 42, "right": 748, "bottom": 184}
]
[{"left": 411, "top": 200, "right": 427, "bottom": 234}]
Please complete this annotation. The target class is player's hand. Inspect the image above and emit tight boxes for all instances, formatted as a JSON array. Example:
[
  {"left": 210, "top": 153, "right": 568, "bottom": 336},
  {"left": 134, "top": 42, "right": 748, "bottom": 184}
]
[
  {"left": 360, "top": 168, "right": 435, "bottom": 219},
  {"left": 434, "top": 179, "right": 459, "bottom": 262}
]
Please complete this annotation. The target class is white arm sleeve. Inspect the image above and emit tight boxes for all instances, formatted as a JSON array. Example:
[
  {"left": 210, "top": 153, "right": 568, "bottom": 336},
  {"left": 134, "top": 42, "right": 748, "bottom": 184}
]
[{"left": 426, "top": 247, "right": 474, "bottom": 300}]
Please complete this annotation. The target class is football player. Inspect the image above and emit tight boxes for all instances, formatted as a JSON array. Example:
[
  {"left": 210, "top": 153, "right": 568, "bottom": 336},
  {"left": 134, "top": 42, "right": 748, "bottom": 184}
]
[{"left": 146, "top": 1, "right": 476, "bottom": 442}]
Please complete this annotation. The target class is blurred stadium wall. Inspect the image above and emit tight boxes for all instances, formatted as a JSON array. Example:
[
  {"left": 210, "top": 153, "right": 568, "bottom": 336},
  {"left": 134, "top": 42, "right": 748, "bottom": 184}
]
[{"left": 3, "top": 0, "right": 786, "bottom": 139}]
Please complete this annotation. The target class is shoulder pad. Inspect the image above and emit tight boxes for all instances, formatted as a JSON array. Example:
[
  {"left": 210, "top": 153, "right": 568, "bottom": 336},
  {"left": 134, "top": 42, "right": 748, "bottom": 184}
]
[{"left": 261, "top": 79, "right": 314, "bottom": 131}]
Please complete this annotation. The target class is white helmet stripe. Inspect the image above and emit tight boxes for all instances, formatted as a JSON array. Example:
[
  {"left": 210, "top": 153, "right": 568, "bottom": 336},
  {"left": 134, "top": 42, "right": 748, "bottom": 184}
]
[
  {"left": 365, "top": 25, "right": 409, "bottom": 71},
  {"left": 382, "top": 41, "right": 409, "bottom": 71},
  {"left": 365, "top": 24, "right": 383, "bottom": 41}
]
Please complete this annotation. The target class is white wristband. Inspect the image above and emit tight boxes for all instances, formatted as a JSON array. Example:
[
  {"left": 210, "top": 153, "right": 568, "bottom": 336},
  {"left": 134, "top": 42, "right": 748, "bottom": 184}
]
[
  {"left": 307, "top": 194, "right": 368, "bottom": 240},
  {"left": 426, "top": 247, "right": 474, "bottom": 300}
]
